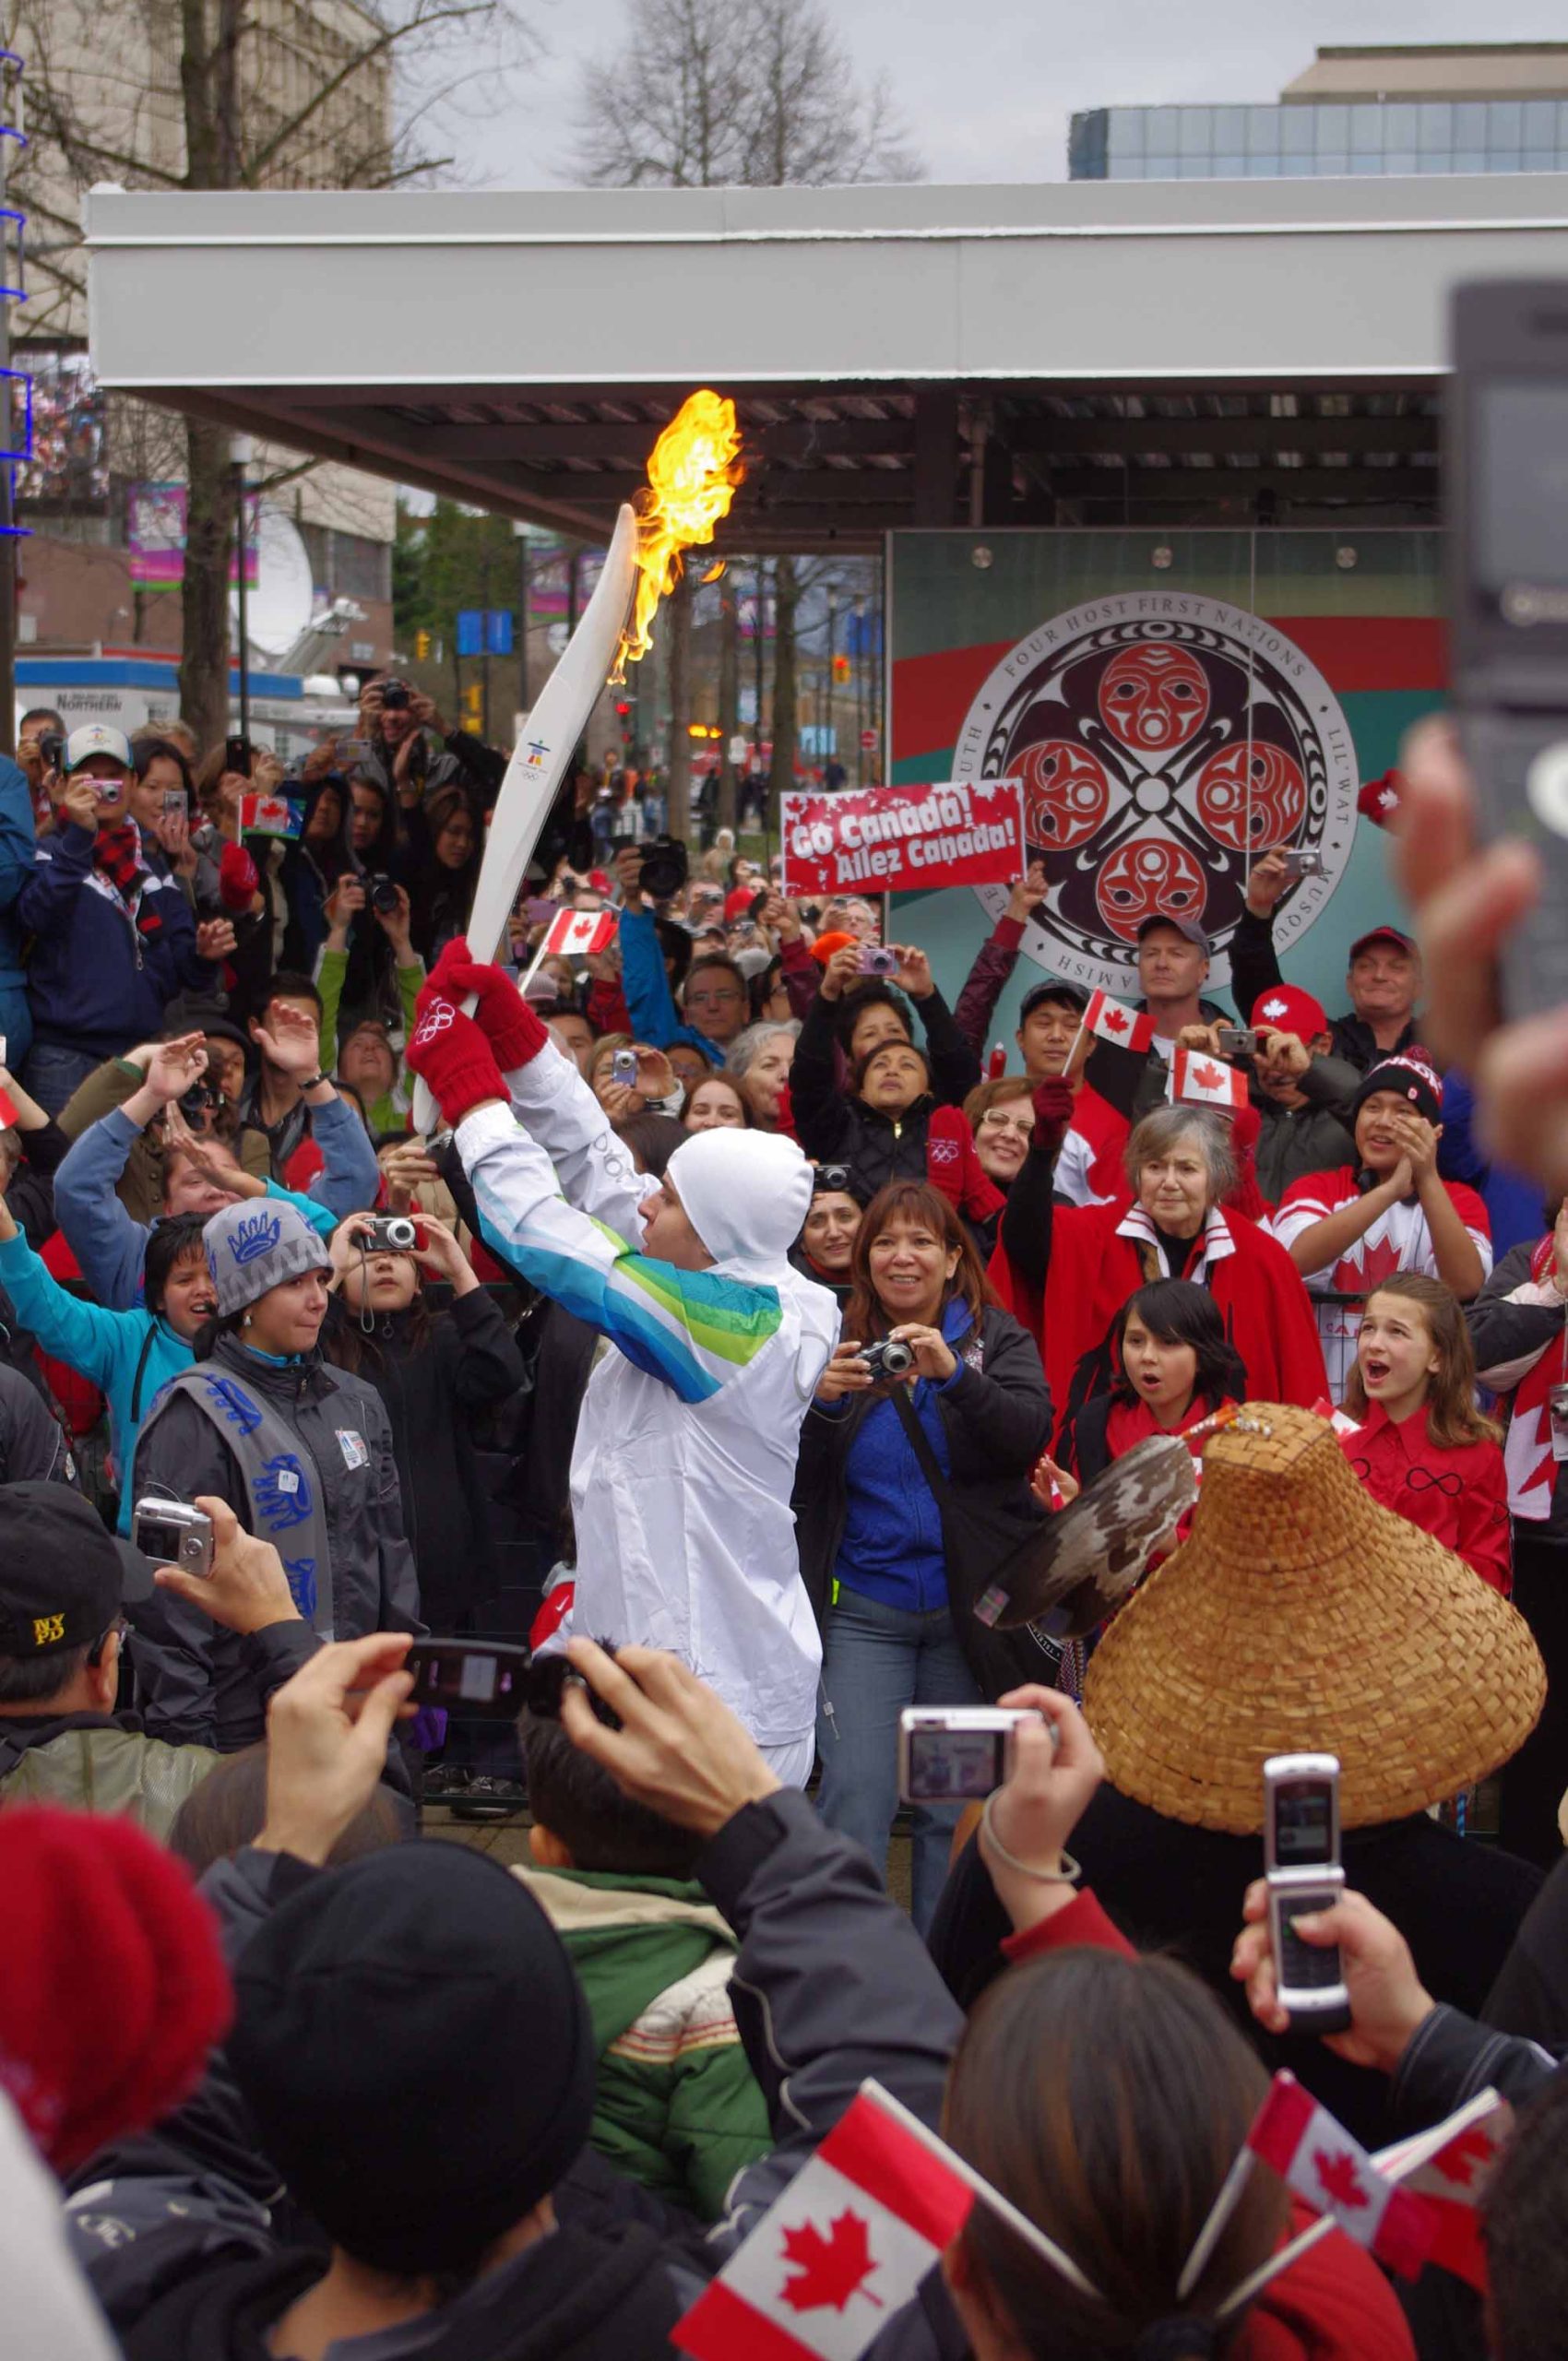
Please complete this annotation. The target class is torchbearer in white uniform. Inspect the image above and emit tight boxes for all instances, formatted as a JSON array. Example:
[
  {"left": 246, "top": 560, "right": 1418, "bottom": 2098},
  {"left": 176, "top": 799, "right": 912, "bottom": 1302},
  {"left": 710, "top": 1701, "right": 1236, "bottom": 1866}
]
[{"left": 406, "top": 943, "right": 838, "bottom": 1786}]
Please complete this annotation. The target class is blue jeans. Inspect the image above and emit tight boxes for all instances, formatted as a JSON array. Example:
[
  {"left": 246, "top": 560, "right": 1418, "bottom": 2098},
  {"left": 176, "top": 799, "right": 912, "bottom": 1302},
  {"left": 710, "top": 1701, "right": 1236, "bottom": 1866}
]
[
  {"left": 816, "top": 1585, "right": 980, "bottom": 1935},
  {"left": 23, "top": 1040, "right": 101, "bottom": 1118}
]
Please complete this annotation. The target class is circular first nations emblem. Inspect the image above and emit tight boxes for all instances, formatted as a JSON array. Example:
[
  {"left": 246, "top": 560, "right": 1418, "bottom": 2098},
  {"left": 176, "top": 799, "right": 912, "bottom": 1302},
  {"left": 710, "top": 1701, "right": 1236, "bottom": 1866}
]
[{"left": 953, "top": 595, "right": 1359, "bottom": 998}]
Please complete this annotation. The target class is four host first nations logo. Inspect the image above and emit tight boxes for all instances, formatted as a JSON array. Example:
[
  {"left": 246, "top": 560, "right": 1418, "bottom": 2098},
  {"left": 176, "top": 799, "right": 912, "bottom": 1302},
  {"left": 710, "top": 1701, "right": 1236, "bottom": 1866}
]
[{"left": 952, "top": 596, "right": 1360, "bottom": 1001}]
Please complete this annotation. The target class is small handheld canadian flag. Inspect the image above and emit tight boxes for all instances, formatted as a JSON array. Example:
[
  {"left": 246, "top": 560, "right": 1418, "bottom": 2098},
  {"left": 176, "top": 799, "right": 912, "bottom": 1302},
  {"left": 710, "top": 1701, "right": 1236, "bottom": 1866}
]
[
  {"left": 1171, "top": 1047, "right": 1248, "bottom": 1113},
  {"left": 1380, "top": 2089, "right": 1514, "bottom": 2294},
  {"left": 1081, "top": 990, "right": 1156, "bottom": 1054},
  {"left": 542, "top": 907, "right": 617, "bottom": 960},
  {"left": 1245, "top": 2073, "right": 1432, "bottom": 2279},
  {"left": 673, "top": 2081, "right": 1094, "bottom": 2361},
  {"left": 238, "top": 794, "right": 303, "bottom": 839}
]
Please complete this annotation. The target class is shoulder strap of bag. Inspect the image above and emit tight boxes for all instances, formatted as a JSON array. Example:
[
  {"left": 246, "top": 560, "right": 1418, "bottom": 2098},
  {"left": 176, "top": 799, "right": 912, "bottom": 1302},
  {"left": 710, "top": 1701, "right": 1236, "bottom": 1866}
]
[
  {"left": 130, "top": 1323, "right": 160, "bottom": 1425},
  {"left": 887, "top": 1381, "right": 961, "bottom": 1519}
]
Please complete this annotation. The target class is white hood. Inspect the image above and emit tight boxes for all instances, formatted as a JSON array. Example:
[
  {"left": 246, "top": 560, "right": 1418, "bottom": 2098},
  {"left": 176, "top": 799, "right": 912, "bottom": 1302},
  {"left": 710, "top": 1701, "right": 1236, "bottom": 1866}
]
[{"left": 666, "top": 1128, "right": 814, "bottom": 1271}]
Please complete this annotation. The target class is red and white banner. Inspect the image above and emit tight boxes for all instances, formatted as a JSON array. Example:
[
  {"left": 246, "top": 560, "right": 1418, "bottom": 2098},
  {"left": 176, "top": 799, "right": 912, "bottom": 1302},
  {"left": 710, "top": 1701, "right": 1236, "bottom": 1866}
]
[
  {"left": 780, "top": 779, "right": 1024, "bottom": 899},
  {"left": 542, "top": 908, "right": 617, "bottom": 960},
  {"left": 1247, "top": 2073, "right": 1432, "bottom": 2278},
  {"left": 1171, "top": 1047, "right": 1248, "bottom": 1112},
  {"left": 1082, "top": 991, "right": 1156, "bottom": 1054},
  {"left": 674, "top": 2086, "right": 973, "bottom": 2361}
]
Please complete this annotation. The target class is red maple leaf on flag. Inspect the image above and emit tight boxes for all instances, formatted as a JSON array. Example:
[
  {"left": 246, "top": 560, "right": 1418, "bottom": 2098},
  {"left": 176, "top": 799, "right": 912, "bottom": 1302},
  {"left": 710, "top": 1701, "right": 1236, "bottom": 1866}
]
[
  {"left": 1431, "top": 2125, "right": 1496, "bottom": 2188},
  {"left": 1192, "top": 1061, "right": 1226, "bottom": 1091},
  {"left": 778, "top": 2210, "right": 885, "bottom": 2314},
  {"left": 1102, "top": 1006, "right": 1130, "bottom": 1034},
  {"left": 1313, "top": 2148, "right": 1371, "bottom": 2212}
]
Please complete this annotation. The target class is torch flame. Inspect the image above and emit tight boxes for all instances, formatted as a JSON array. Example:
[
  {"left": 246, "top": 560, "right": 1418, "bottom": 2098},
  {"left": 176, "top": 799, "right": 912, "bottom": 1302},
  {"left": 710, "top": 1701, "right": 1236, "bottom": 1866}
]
[{"left": 615, "top": 389, "right": 743, "bottom": 677}]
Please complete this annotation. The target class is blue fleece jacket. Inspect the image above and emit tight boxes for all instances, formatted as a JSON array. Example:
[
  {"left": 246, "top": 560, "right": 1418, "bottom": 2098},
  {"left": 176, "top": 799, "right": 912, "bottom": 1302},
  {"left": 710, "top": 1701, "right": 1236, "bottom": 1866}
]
[
  {"left": 0, "top": 1229, "right": 192, "bottom": 1533},
  {"left": 54, "top": 1103, "right": 363, "bottom": 1312},
  {"left": 15, "top": 820, "right": 220, "bottom": 1055},
  {"left": 830, "top": 1299, "right": 967, "bottom": 1614},
  {"left": 619, "top": 907, "right": 725, "bottom": 1062}
]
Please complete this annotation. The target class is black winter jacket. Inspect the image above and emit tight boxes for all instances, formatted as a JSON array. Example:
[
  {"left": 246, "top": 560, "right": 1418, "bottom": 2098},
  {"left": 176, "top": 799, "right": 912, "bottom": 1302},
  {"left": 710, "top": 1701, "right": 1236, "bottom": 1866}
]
[
  {"left": 1229, "top": 908, "right": 1422, "bottom": 1074},
  {"left": 929, "top": 1783, "right": 1541, "bottom": 2150},
  {"left": 129, "top": 1333, "right": 422, "bottom": 1750},
  {"left": 68, "top": 1787, "right": 968, "bottom": 2361},
  {"left": 794, "top": 1303, "right": 1054, "bottom": 1697},
  {"left": 322, "top": 1288, "right": 527, "bottom": 1622},
  {"left": 790, "top": 979, "right": 981, "bottom": 1188}
]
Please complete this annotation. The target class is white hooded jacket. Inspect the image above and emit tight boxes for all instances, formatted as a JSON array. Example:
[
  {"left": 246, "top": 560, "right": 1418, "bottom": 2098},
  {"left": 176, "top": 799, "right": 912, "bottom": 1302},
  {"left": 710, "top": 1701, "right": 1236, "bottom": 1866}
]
[{"left": 456, "top": 1044, "right": 839, "bottom": 1747}]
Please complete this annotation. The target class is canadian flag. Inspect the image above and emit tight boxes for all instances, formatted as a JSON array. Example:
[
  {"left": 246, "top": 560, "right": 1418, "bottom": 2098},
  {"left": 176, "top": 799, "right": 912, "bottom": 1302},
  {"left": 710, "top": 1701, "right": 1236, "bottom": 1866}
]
[
  {"left": 1310, "top": 1395, "right": 1363, "bottom": 1438},
  {"left": 542, "top": 907, "right": 617, "bottom": 960},
  {"left": 1171, "top": 1048, "right": 1248, "bottom": 1112},
  {"left": 1083, "top": 990, "right": 1156, "bottom": 1053},
  {"left": 1382, "top": 2090, "right": 1514, "bottom": 2294},
  {"left": 674, "top": 2085, "right": 973, "bottom": 2361},
  {"left": 1246, "top": 2073, "right": 1433, "bottom": 2278},
  {"left": 239, "top": 793, "right": 302, "bottom": 839},
  {"left": 0, "top": 1083, "right": 17, "bottom": 1128}
]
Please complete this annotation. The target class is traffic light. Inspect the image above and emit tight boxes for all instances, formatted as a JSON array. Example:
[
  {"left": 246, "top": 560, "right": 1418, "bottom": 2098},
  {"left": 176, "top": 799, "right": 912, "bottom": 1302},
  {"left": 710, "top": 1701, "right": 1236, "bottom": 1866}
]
[
  {"left": 615, "top": 701, "right": 632, "bottom": 718},
  {"left": 463, "top": 682, "right": 482, "bottom": 724},
  {"left": 832, "top": 653, "right": 850, "bottom": 683},
  {"left": 414, "top": 629, "right": 432, "bottom": 661}
]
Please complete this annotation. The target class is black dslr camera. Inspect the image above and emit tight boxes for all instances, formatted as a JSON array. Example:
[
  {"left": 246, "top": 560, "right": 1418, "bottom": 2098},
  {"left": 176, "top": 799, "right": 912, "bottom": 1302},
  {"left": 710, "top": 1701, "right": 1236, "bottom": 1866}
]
[
  {"left": 363, "top": 872, "right": 401, "bottom": 916},
  {"left": 378, "top": 678, "right": 410, "bottom": 711},
  {"left": 639, "top": 834, "right": 689, "bottom": 903}
]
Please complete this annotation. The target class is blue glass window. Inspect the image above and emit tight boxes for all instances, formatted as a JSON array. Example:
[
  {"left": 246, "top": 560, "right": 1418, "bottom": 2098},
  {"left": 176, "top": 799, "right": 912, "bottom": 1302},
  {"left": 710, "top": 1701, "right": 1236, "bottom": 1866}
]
[
  {"left": 1179, "top": 108, "right": 1213, "bottom": 156},
  {"left": 1281, "top": 107, "right": 1314, "bottom": 154},
  {"left": 1348, "top": 106, "right": 1383, "bottom": 155},
  {"left": 1488, "top": 101, "right": 1524, "bottom": 149},
  {"left": 1247, "top": 105, "right": 1281, "bottom": 155},
  {"left": 1417, "top": 103, "right": 1453, "bottom": 155}
]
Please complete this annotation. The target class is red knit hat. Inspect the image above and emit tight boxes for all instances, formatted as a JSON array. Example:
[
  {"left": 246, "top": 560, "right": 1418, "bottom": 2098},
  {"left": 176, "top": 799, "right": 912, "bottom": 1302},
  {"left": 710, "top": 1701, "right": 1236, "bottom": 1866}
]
[
  {"left": 1250, "top": 984, "right": 1328, "bottom": 1044},
  {"left": 724, "top": 885, "right": 756, "bottom": 923},
  {"left": 0, "top": 1808, "right": 232, "bottom": 2172},
  {"left": 218, "top": 837, "right": 261, "bottom": 911}
]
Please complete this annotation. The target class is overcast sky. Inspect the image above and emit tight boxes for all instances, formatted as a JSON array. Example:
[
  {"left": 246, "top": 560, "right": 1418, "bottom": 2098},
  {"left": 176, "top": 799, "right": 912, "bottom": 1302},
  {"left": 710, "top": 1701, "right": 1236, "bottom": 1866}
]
[{"left": 458, "top": 0, "right": 1568, "bottom": 189}]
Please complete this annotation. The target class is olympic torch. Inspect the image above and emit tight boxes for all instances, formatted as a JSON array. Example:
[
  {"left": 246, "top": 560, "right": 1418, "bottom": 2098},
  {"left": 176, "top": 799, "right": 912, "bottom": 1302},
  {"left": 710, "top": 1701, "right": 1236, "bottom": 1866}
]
[{"left": 410, "top": 390, "right": 743, "bottom": 1133}]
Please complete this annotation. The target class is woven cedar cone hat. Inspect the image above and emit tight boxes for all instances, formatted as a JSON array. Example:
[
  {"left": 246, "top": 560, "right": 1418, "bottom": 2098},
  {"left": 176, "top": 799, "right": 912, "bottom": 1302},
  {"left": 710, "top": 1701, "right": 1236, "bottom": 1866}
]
[{"left": 1081, "top": 1403, "right": 1546, "bottom": 1834}]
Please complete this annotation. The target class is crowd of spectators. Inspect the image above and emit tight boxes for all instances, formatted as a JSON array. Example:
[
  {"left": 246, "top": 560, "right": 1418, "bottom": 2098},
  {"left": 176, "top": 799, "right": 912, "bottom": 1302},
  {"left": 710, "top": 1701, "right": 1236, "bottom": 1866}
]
[{"left": 0, "top": 694, "right": 1565, "bottom": 2361}]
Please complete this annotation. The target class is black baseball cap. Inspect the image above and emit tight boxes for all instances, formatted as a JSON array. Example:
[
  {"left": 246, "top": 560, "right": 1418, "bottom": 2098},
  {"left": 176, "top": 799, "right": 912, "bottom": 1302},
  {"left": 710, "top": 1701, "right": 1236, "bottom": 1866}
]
[
  {"left": 1020, "top": 979, "right": 1089, "bottom": 1020},
  {"left": 0, "top": 1485, "right": 154, "bottom": 1660},
  {"left": 1136, "top": 914, "right": 1212, "bottom": 958}
]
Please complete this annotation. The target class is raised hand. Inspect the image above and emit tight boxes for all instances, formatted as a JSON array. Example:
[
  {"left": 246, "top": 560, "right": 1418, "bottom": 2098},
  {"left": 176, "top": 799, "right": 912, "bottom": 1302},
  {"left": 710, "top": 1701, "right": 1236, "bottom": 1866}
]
[
  {"left": 1246, "top": 846, "right": 1291, "bottom": 918},
  {"left": 254, "top": 1000, "right": 325, "bottom": 1082}
]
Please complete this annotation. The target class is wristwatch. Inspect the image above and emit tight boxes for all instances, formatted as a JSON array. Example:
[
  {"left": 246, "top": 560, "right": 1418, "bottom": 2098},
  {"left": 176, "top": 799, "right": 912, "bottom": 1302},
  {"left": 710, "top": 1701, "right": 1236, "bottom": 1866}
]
[{"left": 300, "top": 1073, "right": 330, "bottom": 1091}]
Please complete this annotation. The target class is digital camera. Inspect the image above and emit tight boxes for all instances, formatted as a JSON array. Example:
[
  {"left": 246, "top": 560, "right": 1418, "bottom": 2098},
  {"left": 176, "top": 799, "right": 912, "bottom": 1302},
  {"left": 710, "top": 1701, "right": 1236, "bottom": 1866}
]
[
  {"left": 362, "top": 1214, "right": 422, "bottom": 1254},
  {"left": 378, "top": 679, "right": 410, "bottom": 711},
  {"left": 897, "top": 1706, "right": 1049, "bottom": 1804},
  {"left": 861, "top": 1336, "right": 915, "bottom": 1381},
  {"left": 640, "top": 834, "right": 689, "bottom": 903},
  {"left": 858, "top": 945, "right": 897, "bottom": 977},
  {"left": 132, "top": 1499, "right": 216, "bottom": 1577},
  {"left": 363, "top": 872, "right": 401, "bottom": 916}
]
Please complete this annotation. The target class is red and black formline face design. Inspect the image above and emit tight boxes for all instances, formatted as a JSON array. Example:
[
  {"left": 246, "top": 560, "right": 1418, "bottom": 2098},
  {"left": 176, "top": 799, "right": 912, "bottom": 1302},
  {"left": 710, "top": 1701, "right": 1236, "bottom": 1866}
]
[{"left": 954, "top": 598, "right": 1358, "bottom": 998}]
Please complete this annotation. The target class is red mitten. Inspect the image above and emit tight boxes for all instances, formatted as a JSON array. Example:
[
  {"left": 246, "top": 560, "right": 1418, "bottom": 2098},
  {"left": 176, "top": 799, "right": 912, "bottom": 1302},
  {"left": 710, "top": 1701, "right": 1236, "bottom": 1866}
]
[
  {"left": 442, "top": 955, "right": 550, "bottom": 1073},
  {"left": 405, "top": 999, "right": 508, "bottom": 1128},
  {"left": 1031, "top": 1076, "right": 1075, "bottom": 1153},
  {"left": 416, "top": 936, "right": 549, "bottom": 1073},
  {"left": 218, "top": 838, "right": 260, "bottom": 911},
  {"left": 926, "top": 1106, "right": 1005, "bottom": 1221}
]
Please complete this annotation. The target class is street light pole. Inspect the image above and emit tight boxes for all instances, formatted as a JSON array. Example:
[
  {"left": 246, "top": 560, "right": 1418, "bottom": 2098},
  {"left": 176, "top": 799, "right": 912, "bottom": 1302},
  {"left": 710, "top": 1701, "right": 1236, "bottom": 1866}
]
[{"left": 232, "top": 446, "right": 251, "bottom": 744}]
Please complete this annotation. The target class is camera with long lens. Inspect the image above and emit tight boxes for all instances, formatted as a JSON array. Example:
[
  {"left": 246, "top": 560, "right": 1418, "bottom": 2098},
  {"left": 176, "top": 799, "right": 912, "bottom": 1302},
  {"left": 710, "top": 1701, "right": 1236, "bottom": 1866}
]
[
  {"left": 363, "top": 872, "right": 401, "bottom": 916},
  {"left": 861, "top": 1336, "right": 916, "bottom": 1381},
  {"left": 179, "top": 1078, "right": 221, "bottom": 1120},
  {"left": 377, "top": 678, "right": 410, "bottom": 711},
  {"left": 639, "top": 834, "right": 689, "bottom": 903}
]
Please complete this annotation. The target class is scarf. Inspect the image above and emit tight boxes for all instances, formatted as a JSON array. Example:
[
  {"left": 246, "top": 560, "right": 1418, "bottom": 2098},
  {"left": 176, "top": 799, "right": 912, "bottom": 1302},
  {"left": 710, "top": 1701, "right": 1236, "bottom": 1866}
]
[
  {"left": 1503, "top": 1234, "right": 1563, "bottom": 1522},
  {"left": 95, "top": 822, "right": 163, "bottom": 943}
]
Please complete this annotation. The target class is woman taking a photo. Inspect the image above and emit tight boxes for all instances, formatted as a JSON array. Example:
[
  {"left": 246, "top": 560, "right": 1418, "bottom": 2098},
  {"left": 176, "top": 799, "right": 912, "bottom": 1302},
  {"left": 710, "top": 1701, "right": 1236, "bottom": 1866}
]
[
  {"left": 795, "top": 1179, "right": 1052, "bottom": 1932},
  {"left": 323, "top": 1210, "right": 527, "bottom": 1629},
  {"left": 131, "top": 1199, "right": 420, "bottom": 1754}
]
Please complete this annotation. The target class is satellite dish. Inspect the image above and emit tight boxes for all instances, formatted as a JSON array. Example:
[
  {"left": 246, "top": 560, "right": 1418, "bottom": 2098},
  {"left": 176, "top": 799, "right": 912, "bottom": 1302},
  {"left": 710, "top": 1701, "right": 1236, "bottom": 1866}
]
[{"left": 233, "top": 506, "right": 315, "bottom": 661}]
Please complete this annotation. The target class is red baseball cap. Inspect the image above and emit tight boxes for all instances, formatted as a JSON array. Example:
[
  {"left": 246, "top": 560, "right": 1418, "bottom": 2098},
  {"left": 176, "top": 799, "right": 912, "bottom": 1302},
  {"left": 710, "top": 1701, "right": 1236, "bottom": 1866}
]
[
  {"left": 1250, "top": 984, "right": 1328, "bottom": 1042},
  {"left": 1349, "top": 926, "right": 1418, "bottom": 962}
]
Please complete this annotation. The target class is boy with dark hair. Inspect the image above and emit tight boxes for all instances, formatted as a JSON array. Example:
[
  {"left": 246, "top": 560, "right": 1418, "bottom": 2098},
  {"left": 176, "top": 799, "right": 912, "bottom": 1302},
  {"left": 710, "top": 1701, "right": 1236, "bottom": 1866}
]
[{"left": 517, "top": 1703, "right": 772, "bottom": 2220}]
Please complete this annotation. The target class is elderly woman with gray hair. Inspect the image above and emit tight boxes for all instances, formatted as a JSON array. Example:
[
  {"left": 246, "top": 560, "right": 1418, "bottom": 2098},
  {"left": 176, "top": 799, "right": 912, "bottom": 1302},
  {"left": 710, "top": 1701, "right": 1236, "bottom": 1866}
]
[
  {"left": 725, "top": 1018, "right": 801, "bottom": 1133},
  {"left": 992, "top": 1103, "right": 1327, "bottom": 1421}
]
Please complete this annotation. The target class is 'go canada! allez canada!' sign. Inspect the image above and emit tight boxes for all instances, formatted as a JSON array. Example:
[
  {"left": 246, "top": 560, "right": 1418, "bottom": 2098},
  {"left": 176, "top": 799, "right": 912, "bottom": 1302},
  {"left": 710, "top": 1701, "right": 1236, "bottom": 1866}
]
[{"left": 780, "top": 778, "right": 1025, "bottom": 899}]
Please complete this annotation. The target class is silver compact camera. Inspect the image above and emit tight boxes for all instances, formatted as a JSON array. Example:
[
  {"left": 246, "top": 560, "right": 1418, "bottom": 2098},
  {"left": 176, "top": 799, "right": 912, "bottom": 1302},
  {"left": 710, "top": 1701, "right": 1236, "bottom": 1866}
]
[
  {"left": 363, "top": 1215, "right": 420, "bottom": 1253},
  {"left": 1278, "top": 848, "right": 1324, "bottom": 883},
  {"left": 1216, "top": 1025, "right": 1260, "bottom": 1057},
  {"left": 897, "top": 1706, "right": 1050, "bottom": 1804},
  {"left": 132, "top": 1499, "right": 216, "bottom": 1577},
  {"left": 861, "top": 1336, "right": 916, "bottom": 1381}
]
